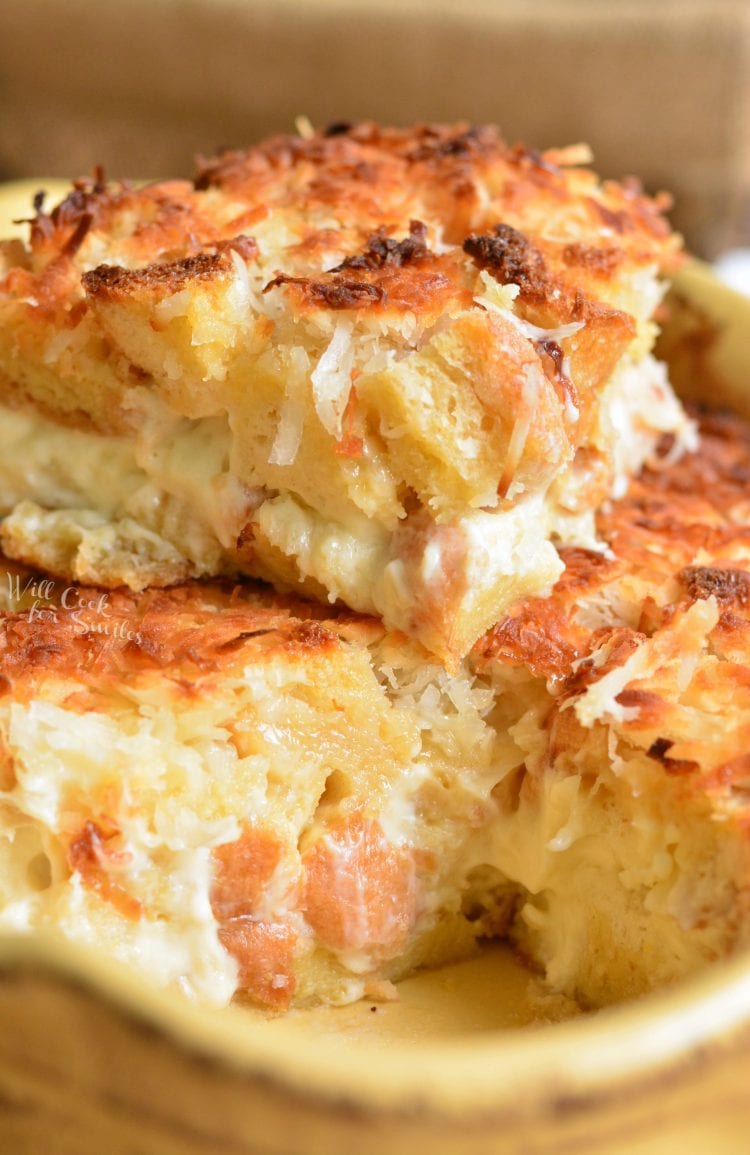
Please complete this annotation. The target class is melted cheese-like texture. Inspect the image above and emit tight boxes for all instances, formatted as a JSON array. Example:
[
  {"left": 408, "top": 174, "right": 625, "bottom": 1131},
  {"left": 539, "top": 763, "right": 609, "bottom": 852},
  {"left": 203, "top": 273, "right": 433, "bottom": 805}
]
[{"left": 0, "top": 340, "right": 693, "bottom": 650}]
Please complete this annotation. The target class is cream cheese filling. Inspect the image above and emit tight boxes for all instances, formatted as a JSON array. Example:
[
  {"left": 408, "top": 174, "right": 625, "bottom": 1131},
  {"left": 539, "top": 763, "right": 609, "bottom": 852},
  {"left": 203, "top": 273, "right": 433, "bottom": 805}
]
[
  {"left": 0, "top": 400, "right": 566, "bottom": 624},
  {"left": 0, "top": 347, "right": 694, "bottom": 646}
]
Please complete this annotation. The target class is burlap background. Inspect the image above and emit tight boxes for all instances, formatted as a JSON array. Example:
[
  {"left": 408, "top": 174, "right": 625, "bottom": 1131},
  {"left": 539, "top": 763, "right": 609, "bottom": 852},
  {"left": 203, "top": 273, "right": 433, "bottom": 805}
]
[{"left": 2, "top": 0, "right": 749, "bottom": 256}]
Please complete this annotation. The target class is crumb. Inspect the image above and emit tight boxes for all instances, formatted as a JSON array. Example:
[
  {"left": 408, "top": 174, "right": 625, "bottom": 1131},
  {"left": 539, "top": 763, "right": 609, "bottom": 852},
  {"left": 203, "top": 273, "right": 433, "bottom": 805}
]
[{"left": 363, "top": 978, "right": 399, "bottom": 1002}]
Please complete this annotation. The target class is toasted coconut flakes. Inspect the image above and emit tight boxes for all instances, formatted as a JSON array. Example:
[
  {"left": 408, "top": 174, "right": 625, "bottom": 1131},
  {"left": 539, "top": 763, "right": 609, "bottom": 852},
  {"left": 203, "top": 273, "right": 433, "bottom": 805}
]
[
  {"left": 545, "top": 143, "right": 594, "bottom": 167},
  {"left": 474, "top": 273, "right": 584, "bottom": 343},
  {"left": 294, "top": 115, "right": 315, "bottom": 141},
  {"left": 516, "top": 317, "right": 585, "bottom": 343},
  {"left": 228, "top": 248, "right": 251, "bottom": 309},
  {"left": 473, "top": 271, "right": 521, "bottom": 313},
  {"left": 269, "top": 349, "right": 309, "bottom": 466},
  {"left": 310, "top": 321, "right": 355, "bottom": 439}
]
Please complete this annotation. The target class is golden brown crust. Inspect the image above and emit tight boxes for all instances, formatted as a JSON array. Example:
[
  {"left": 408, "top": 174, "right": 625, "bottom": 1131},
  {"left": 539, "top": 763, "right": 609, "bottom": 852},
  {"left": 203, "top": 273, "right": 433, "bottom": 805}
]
[
  {"left": 678, "top": 565, "right": 750, "bottom": 605},
  {"left": 0, "top": 575, "right": 362, "bottom": 706},
  {"left": 479, "top": 408, "right": 750, "bottom": 673},
  {"left": 477, "top": 406, "right": 750, "bottom": 794},
  {"left": 263, "top": 248, "right": 471, "bottom": 316},
  {"left": 191, "top": 122, "right": 675, "bottom": 253},
  {"left": 82, "top": 251, "right": 230, "bottom": 298},
  {"left": 1, "top": 122, "right": 679, "bottom": 323},
  {"left": 463, "top": 222, "right": 635, "bottom": 332},
  {"left": 82, "top": 237, "right": 259, "bottom": 300}
]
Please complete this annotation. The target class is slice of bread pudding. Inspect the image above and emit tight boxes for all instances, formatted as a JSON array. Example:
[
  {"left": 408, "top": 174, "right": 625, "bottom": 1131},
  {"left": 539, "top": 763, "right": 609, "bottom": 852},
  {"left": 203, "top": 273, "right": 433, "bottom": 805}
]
[{"left": 0, "top": 123, "right": 693, "bottom": 661}]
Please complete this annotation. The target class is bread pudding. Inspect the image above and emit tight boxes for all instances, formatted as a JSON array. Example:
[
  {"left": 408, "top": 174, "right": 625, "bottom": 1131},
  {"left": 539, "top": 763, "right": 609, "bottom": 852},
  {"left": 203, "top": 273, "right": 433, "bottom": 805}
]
[
  {"left": 0, "top": 407, "right": 747, "bottom": 1011},
  {"left": 0, "top": 122, "right": 693, "bottom": 661}
]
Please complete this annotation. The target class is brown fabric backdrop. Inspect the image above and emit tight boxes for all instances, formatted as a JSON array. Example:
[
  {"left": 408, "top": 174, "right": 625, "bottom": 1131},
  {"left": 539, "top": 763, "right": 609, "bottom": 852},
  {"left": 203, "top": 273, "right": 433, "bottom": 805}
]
[{"left": 1, "top": 0, "right": 749, "bottom": 257}]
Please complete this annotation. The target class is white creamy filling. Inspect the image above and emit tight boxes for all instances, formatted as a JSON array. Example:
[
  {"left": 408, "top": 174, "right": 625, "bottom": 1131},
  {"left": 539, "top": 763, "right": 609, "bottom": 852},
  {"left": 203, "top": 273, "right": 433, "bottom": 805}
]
[
  {"left": 0, "top": 341, "right": 692, "bottom": 643},
  {"left": 252, "top": 493, "right": 390, "bottom": 610},
  {"left": 254, "top": 489, "right": 566, "bottom": 632},
  {"left": 603, "top": 353, "right": 698, "bottom": 500},
  {"left": 125, "top": 389, "right": 261, "bottom": 551},
  {"left": 0, "top": 406, "right": 142, "bottom": 516},
  {"left": 551, "top": 351, "right": 698, "bottom": 518},
  {"left": 459, "top": 497, "right": 564, "bottom": 595},
  {"left": 0, "top": 402, "right": 255, "bottom": 576},
  {"left": 0, "top": 698, "right": 242, "bottom": 1005},
  {"left": 479, "top": 757, "right": 735, "bottom": 998}
]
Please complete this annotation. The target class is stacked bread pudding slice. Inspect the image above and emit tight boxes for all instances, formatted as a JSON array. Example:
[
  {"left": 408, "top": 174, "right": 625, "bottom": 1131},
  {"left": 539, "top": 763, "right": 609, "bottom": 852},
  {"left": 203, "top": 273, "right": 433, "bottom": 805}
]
[{"left": 0, "top": 123, "right": 746, "bottom": 1014}]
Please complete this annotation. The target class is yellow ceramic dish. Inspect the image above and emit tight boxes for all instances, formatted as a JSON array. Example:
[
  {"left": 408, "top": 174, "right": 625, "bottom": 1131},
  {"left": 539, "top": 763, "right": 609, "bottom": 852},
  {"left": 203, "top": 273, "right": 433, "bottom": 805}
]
[
  {"left": 2, "top": 930, "right": 750, "bottom": 1155},
  {"left": 1, "top": 179, "right": 750, "bottom": 1154}
]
